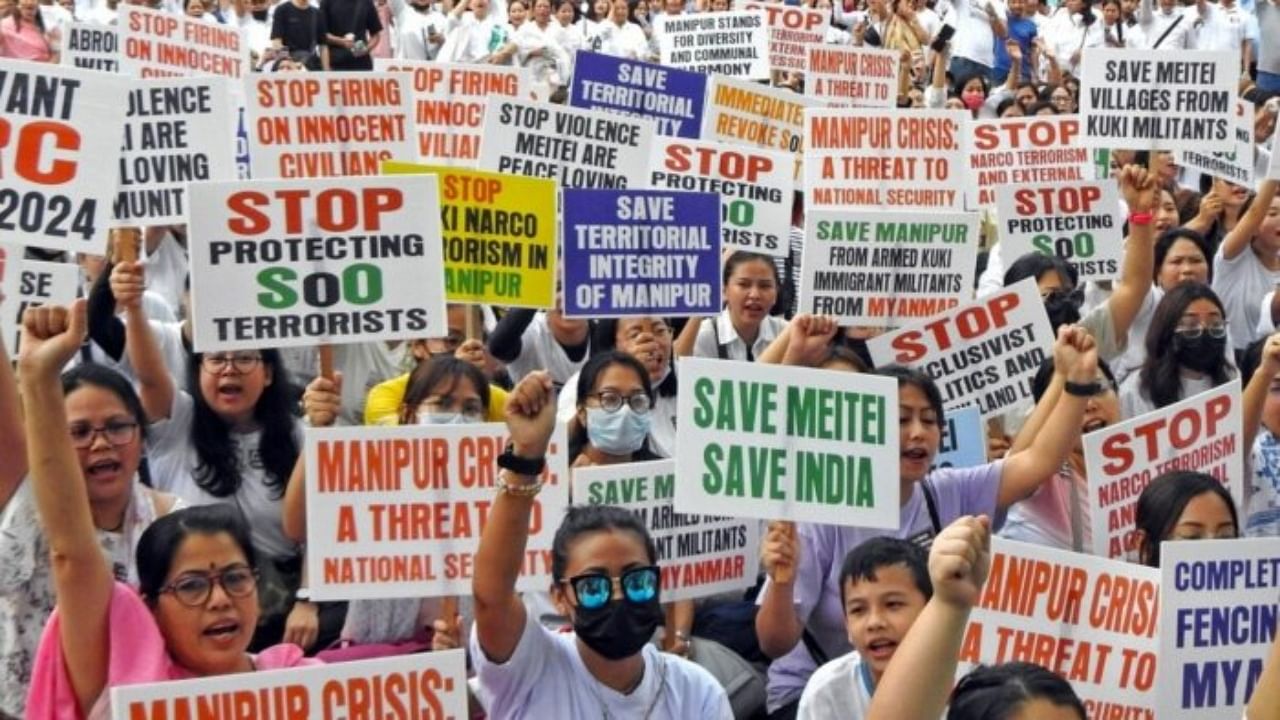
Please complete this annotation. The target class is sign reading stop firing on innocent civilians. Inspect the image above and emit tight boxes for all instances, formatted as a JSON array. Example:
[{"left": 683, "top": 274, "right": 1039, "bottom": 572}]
[
  {"left": 119, "top": 4, "right": 248, "bottom": 79},
  {"left": 995, "top": 179, "right": 1123, "bottom": 282}
]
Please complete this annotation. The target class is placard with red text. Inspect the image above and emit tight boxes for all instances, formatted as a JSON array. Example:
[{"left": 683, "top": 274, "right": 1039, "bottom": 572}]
[
  {"left": 741, "top": 1, "right": 826, "bottom": 72},
  {"left": 964, "top": 116, "right": 1093, "bottom": 208},
  {"left": 804, "top": 45, "right": 899, "bottom": 108},
  {"left": 995, "top": 179, "right": 1123, "bottom": 282},
  {"left": 119, "top": 5, "right": 248, "bottom": 80},
  {"left": 701, "top": 76, "right": 818, "bottom": 182}
]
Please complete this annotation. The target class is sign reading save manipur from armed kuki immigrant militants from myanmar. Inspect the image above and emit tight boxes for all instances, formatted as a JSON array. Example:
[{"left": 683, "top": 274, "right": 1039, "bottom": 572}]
[
  {"left": 573, "top": 460, "right": 761, "bottom": 602},
  {"left": 866, "top": 278, "right": 1054, "bottom": 419},
  {"left": 964, "top": 116, "right": 1094, "bottom": 208},
  {"left": 701, "top": 75, "right": 818, "bottom": 182},
  {"left": 674, "top": 358, "right": 900, "bottom": 527},
  {"left": 799, "top": 208, "right": 978, "bottom": 327},
  {"left": 741, "top": 1, "right": 826, "bottom": 72},
  {"left": 0, "top": 244, "right": 78, "bottom": 356},
  {"left": 570, "top": 50, "right": 706, "bottom": 139},
  {"left": 383, "top": 161, "right": 557, "bottom": 309},
  {"left": 63, "top": 23, "right": 119, "bottom": 72},
  {"left": 305, "top": 423, "right": 567, "bottom": 600},
  {"left": 119, "top": 4, "right": 248, "bottom": 79},
  {"left": 995, "top": 179, "right": 1124, "bottom": 283},
  {"left": 654, "top": 9, "right": 770, "bottom": 80},
  {"left": 187, "top": 175, "right": 448, "bottom": 353},
  {"left": 804, "top": 45, "right": 900, "bottom": 108}
]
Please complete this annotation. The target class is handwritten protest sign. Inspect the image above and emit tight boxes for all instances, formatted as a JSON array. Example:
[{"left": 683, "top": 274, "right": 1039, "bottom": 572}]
[
  {"left": 570, "top": 51, "right": 706, "bottom": 138},
  {"left": 1157, "top": 538, "right": 1280, "bottom": 719},
  {"left": 805, "top": 107, "right": 966, "bottom": 210},
  {"left": 246, "top": 73, "right": 416, "bottom": 179},
  {"left": 995, "top": 179, "right": 1123, "bottom": 282},
  {"left": 867, "top": 278, "right": 1054, "bottom": 418},
  {"left": 1084, "top": 381, "right": 1243, "bottom": 560},
  {"left": 647, "top": 137, "right": 793, "bottom": 257},
  {"left": 932, "top": 405, "right": 986, "bottom": 471},
  {"left": 964, "top": 538, "right": 1160, "bottom": 718},
  {"left": 702, "top": 76, "right": 817, "bottom": 181},
  {"left": 741, "top": 1, "right": 826, "bottom": 72},
  {"left": 0, "top": 61, "right": 127, "bottom": 254},
  {"left": 805, "top": 45, "right": 900, "bottom": 108},
  {"left": 63, "top": 23, "right": 119, "bottom": 72},
  {"left": 478, "top": 98, "right": 655, "bottom": 188},
  {"left": 0, "top": 247, "right": 79, "bottom": 355},
  {"left": 573, "top": 460, "right": 760, "bottom": 602},
  {"left": 384, "top": 161, "right": 556, "bottom": 308},
  {"left": 1179, "top": 99, "right": 1255, "bottom": 186},
  {"left": 965, "top": 116, "right": 1093, "bottom": 208},
  {"left": 119, "top": 5, "right": 248, "bottom": 79},
  {"left": 1079, "top": 48, "right": 1236, "bottom": 151},
  {"left": 305, "top": 423, "right": 567, "bottom": 599},
  {"left": 799, "top": 209, "right": 977, "bottom": 326},
  {"left": 188, "top": 176, "right": 447, "bottom": 352},
  {"left": 654, "top": 10, "right": 770, "bottom": 80},
  {"left": 112, "top": 651, "right": 469, "bottom": 720},
  {"left": 377, "top": 59, "right": 528, "bottom": 166}
]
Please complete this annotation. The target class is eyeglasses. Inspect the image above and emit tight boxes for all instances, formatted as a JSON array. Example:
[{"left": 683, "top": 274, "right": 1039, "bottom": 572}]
[
  {"left": 564, "top": 565, "right": 660, "bottom": 610},
  {"left": 1174, "top": 322, "right": 1227, "bottom": 339},
  {"left": 422, "top": 397, "right": 486, "bottom": 420},
  {"left": 1041, "top": 287, "right": 1084, "bottom": 306},
  {"left": 159, "top": 565, "right": 258, "bottom": 607},
  {"left": 201, "top": 353, "right": 263, "bottom": 374},
  {"left": 68, "top": 420, "right": 139, "bottom": 449},
  {"left": 589, "top": 391, "right": 652, "bottom": 414},
  {"left": 427, "top": 332, "right": 467, "bottom": 353}
]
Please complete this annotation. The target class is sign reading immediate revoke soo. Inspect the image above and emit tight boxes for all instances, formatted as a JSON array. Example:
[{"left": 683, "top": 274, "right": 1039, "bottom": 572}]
[{"left": 570, "top": 51, "right": 706, "bottom": 138}]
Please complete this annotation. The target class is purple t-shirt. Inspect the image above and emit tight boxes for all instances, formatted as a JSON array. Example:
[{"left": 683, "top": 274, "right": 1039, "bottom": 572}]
[{"left": 761, "top": 462, "right": 1004, "bottom": 712}]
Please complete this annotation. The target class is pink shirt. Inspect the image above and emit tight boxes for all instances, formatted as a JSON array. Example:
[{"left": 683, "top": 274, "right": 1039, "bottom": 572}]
[{"left": 0, "top": 16, "right": 52, "bottom": 62}]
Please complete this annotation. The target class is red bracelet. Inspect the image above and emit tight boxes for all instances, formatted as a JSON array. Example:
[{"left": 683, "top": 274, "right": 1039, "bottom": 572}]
[{"left": 1128, "top": 212, "right": 1153, "bottom": 226}]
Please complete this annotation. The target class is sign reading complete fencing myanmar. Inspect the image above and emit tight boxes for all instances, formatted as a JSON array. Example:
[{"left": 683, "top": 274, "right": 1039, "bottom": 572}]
[
  {"left": 63, "top": 23, "right": 119, "bottom": 72},
  {"left": 570, "top": 51, "right": 706, "bottom": 138},
  {"left": 965, "top": 116, "right": 1093, "bottom": 208},
  {"left": 995, "top": 179, "right": 1123, "bottom": 282},
  {"left": 0, "top": 246, "right": 79, "bottom": 355},
  {"left": 674, "top": 358, "right": 900, "bottom": 526},
  {"left": 188, "top": 176, "right": 447, "bottom": 352},
  {"left": 741, "top": 1, "right": 826, "bottom": 72},
  {"left": 1179, "top": 99, "right": 1255, "bottom": 186},
  {"left": 805, "top": 45, "right": 900, "bottom": 108},
  {"left": 654, "top": 10, "right": 770, "bottom": 80},
  {"left": 573, "top": 460, "right": 760, "bottom": 602},
  {"left": 119, "top": 4, "right": 248, "bottom": 79}
]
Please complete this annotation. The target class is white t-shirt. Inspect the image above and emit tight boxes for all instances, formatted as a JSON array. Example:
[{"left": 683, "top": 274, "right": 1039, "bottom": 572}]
[
  {"left": 796, "top": 652, "right": 872, "bottom": 720},
  {"left": 1213, "top": 245, "right": 1280, "bottom": 351},
  {"left": 591, "top": 19, "right": 650, "bottom": 60},
  {"left": 693, "top": 310, "right": 786, "bottom": 362},
  {"left": 1118, "top": 369, "right": 1218, "bottom": 418},
  {"left": 505, "top": 312, "right": 590, "bottom": 386},
  {"left": 142, "top": 230, "right": 188, "bottom": 316},
  {"left": 556, "top": 371, "right": 677, "bottom": 458},
  {"left": 441, "top": 12, "right": 505, "bottom": 62},
  {"left": 394, "top": 2, "right": 447, "bottom": 58},
  {"left": 951, "top": 0, "right": 1006, "bottom": 67}
]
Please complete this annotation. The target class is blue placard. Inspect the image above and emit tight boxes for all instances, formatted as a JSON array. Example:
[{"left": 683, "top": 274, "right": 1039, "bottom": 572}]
[
  {"left": 932, "top": 405, "right": 986, "bottom": 471},
  {"left": 569, "top": 50, "right": 707, "bottom": 139},
  {"left": 236, "top": 106, "right": 251, "bottom": 180},
  {"left": 562, "top": 189, "right": 721, "bottom": 318}
]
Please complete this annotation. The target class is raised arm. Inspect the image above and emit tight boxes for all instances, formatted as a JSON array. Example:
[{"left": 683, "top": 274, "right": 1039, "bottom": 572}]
[
  {"left": 674, "top": 316, "right": 706, "bottom": 358},
  {"left": 1248, "top": 620, "right": 1280, "bottom": 720},
  {"left": 754, "top": 520, "right": 805, "bottom": 658},
  {"left": 111, "top": 261, "right": 174, "bottom": 422},
  {"left": 1006, "top": 362, "right": 1065, "bottom": 456},
  {"left": 487, "top": 308, "right": 537, "bottom": 363},
  {"left": 1220, "top": 179, "right": 1278, "bottom": 261},
  {"left": 282, "top": 372, "right": 344, "bottom": 543},
  {"left": 0, "top": 299, "right": 26, "bottom": 508},
  {"left": 1105, "top": 165, "right": 1159, "bottom": 338},
  {"left": 1244, "top": 334, "right": 1280, "bottom": 456}
]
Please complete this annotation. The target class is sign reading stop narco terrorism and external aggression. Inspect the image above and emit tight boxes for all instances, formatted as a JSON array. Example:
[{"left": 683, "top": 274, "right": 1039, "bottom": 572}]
[
  {"left": 188, "top": 176, "right": 447, "bottom": 353},
  {"left": 0, "top": 60, "right": 127, "bottom": 254},
  {"left": 0, "top": 245, "right": 79, "bottom": 355},
  {"left": 965, "top": 116, "right": 1093, "bottom": 208},
  {"left": 995, "top": 179, "right": 1123, "bottom": 282},
  {"left": 702, "top": 76, "right": 818, "bottom": 181},
  {"left": 1084, "top": 381, "right": 1243, "bottom": 560},
  {"left": 570, "top": 51, "right": 706, "bottom": 138},
  {"left": 305, "top": 423, "right": 567, "bottom": 599},
  {"left": 63, "top": 23, "right": 119, "bottom": 72},
  {"left": 654, "top": 10, "right": 770, "bottom": 80},
  {"left": 867, "top": 278, "right": 1054, "bottom": 418},
  {"left": 741, "top": 1, "right": 826, "bottom": 72},
  {"left": 1180, "top": 99, "right": 1255, "bottom": 186},
  {"left": 119, "top": 5, "right": 248, "bottom": 79},
  {"left": 805, "top": 45, "right": 900, "bottom": 108}
]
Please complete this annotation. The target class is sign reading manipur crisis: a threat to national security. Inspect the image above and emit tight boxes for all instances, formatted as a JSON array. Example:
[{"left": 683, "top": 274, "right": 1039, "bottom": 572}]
[
  {"left": 995, "top": 179, "right": 1123, "bottom": 283},
  {"left": 654, "top": 10, "right": 770, "bottom": 80},
  {"left": 804, "top": 45, "right": 900, "bottom": 108},
  {"left": 570, "top": 51, "right": 706, "bottom": 138}
]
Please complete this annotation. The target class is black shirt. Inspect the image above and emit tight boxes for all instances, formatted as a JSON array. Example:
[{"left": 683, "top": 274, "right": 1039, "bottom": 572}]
[{"left": 270, "top": 2, "right": 324, "bottom": 54}]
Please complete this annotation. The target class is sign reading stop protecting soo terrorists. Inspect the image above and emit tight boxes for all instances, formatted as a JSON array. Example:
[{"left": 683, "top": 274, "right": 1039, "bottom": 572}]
[
  {"left": 799, "top": 209, "right": 978, "bottom": 327},
  {"left": 965, "top": 116, "right": 1093, "bottom": 208},
  {"left": 119, "top": 5, "right": 248, "bottom": 79},
  {"left": 866, "top": 278, "right": 1054, "bottom": 419},
  {"left": 570, "top": 51, "right": 706, "bottom": 138},
  {"left": 995, "top": 179, "right": 1123, "bottom": 283},
  {"left": 573, "top": 460, "right": 761, "bottom": 602},
  {"left": 804, "top": 45, "right": 900, "bottom": 108},
  {"left": 376, "top": 59, "right": 529, "bottom": 166},
  {"left": 0, "top": 60, "right": 127, "bottom": 255},
  {"left": 1179, "top": 99, "right": 1255, "bottom": 186},
  {"left": 1083, "top": 381, "right": 1243, "bottom": 561},
  {"left": 646, "top": 137, "right": 793, "bottom": 258},
  {"left": 654, "top": 10, "right": 770, "bottom": 80},
  {"left": 63, "top": 23, "right": 119, "bottom": 73},
  {"left": 383, "top": 161, "right": 556, "bottom": 308},
  {"left": 674, "top": 358, "right": 900, "bottom": 527},
  {"left": 741, "top": 1, "right": 826, "bottom": 72},
  {"left": 0, "top": 246, "right": 79, "bottom": 356},
  {"left": 187, "top": 176, "right": 448, "bottom": 353},
  {"left": 702, "top": 75, "right": 818, "bottom": 182},
  {"left": 305, "top": 423, "right": 567, "bottom": 600},
  {"left": 805, "top": 107, "right": 966, "bottom": 210}
]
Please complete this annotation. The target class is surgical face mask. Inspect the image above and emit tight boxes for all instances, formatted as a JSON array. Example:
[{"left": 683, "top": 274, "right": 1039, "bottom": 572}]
[
  {"left": 1043, "top": 288, "right": 1083, "bottom": 331},
  {"left": 418, "top": 411, "right": 473, "bottom": 425},
  {"left": 1173, "top": 334, "right": 1227, "bottom": 374},
  {"left": 962, "top": 93, "right": 985, "bottom": 111},
  {"left": 586, "top": 406, "right": 651, "bottom": 455}
]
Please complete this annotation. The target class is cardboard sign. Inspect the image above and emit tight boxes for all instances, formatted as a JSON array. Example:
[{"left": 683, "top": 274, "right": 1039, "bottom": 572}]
[
  {"left": 1179, "top": 99, "right": 1255, "bottom": 186},
  {"left": 572, "top": 460, "right": 761, "bottom": 602},
  {"left": 383, "top": 161, "right": 557, "bottom": 308},
  {"left": 674, "top": 358, "right": 900, "bottom": 526},
  {"left": 646, "top": 137, "right": 793, "bottom": 257},
  {"left": 477, "top": 98, "right": 655, "bottom": 189},
  {"left": 965, "top": 116, "right": 1093, "bottom": 208},
  {"left": 965, "top": 538, "right": 1160, "bottom": 718},
  {"left": 0, "top": 248, "right": 79, "bottom": 356},
  {"left": 805, "top": 107, "right": 966, "bottom": 210},
  {"left": 866, "top": 278, "right": 1054, "bottom": 419},
  {"left": 654, "top": 10, "right": 770, "bottom": 80},
  {"left": 805, "top": 45, "right": 900, "bottom": 108},
  {"left": 561, "top": 189, "right": 720, "bottom": 318},
  {"left": 187, "top": 176, "right": 448, "bottom": 352},
  {"left": 62, "top": 23, "right": 119, "bottom": 72},
  {"left": 1083, "top": 381, "right": 1244, "bottom": 560},
  {"left": 701, "top": 75, "right": 818, "bottom": 181},
  {"left": 932, "top": 405, "right": 986, "bottom": 471},
  {"left": 799, "top": 209, "right": 978, "bottom": 326},
  {"left": 1157, "top": 538, "right": 1280, "bottom": 719},
  {"left": 305, "top": 423, "right": 567, "bottom": 600},
  {"left": 111, "top": 651, "right": 469, "bottom": 720},
  {"left": 119, "top": 5, "right": 248, "bottom": 79},
  {"left": 114, "top": 77, "right": 236, "bottom": 226},
  {"left": 1079, "top": 48, "right": 1236, "bottom": 151},
  {"left": 245, "top": 73, "right": 416, "bottom": 179},
  {"left": 741, "top": 1, "right": 826, "bottom": 72},
  {"left": 570, "top": 51, "right": 706, "bottom": 139},
  {"left": 376, "top": 59, "right": 529, "bottom": 166},
  {"left": 995, "top": 179, "right": 1124, "bottom": 282},
  {"left": 0, "top": 60, "right": 127, "bottom": 254}
]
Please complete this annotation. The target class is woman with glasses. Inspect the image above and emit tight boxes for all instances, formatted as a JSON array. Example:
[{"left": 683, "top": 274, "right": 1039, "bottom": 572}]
[
  {"left": 569, "top": 351, "right": 660, "bottom": 467},
  {"left": 1212, "top": 178, "right": 1280, "bottom": 354},
  {"left": 1133, "top": 471, "right": 1239, "bottom": 567}
]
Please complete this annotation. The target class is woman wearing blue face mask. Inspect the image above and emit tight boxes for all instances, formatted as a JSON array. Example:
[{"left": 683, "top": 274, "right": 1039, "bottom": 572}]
[
  {"left": 569, "top": 351, "right": 661, "bottom": 467},
  {"left": 397, "top": 357, "right": 490, "bottom": 426}
]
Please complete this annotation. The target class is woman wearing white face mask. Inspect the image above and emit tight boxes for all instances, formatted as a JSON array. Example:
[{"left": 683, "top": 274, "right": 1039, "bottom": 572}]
[{"left": 569, "top": 351, "right": 661, "bottom": 467}]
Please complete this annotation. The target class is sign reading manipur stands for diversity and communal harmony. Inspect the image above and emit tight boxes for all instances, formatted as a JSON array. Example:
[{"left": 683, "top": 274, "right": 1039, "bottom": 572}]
[
  {"left": 741, "top": 1, "right": 826, "bottom": 72},
  {"left": 305, "top": 423, "right": 568, "bottom": 599},
  {"left": 1084, "top": 381, "right": 1244, "bottom": 561},
  {"left": 570, "top": 51, "right": 706, "bottom": 139},
  {"left": 804, "top": 45, "right": 900, "bottom": 108},
  {"left": 119, "top": 4, "right": 248, "bottom": 79},
  {"left": 0, "top": 245, "right": 78, "bottom": 355},
  {"left": 1157, "top": 538, "right": 1280, "bottom": 719},
  {"left": 1180, "top": 99, "right": 1255, "bottom": 186},
  {"left": 995, "top": 179, "right": 1124, "bottom": 283},
  {"left": 805, "top": 107, "right": 966, "bottom": 210},
  {"left": 0, "top": 60, "right": 127, "bottom": 255},
  {"left": 246, "top": 72, "right": 415, "bottom": 178},
  {"left": 376, "top": 59, "right": 529, "bottom": 165},
  {"left": 674, "top": 358, "right": 900, "bottom": 527},
  {"left": 1079, "top": 48, "right": 1236, "bottom": 151},
  {"left": 965, "top": 116, "right": 1094, "bottom": 208},
  {"left": 646, "top": 137, "right": 793, "bottom": 258},
  {"left": 573, "top": 460, "right": 760, "bottom": 602},
  {"left": 383, "top": 161, "right": 556, "bottom": 308},
  {"left": 562, "top": 189, "right": 721, "bottom": 319},
  {"left": 866, "top": 278, "right": 1054, "bottom": 419},
  {"left": 111, "top": 651, "right": 468, "bottom": 720},
  {"left": 478, "top": 98, "right": 655, "bottom": 188},
  {"left": 63, "top": 23, "right": 119, "bottom": 72},
  {"left": 799, "top": 209, "right": 978, "bottom": 327},
  {"left": 187, "top": 175, "right": 448, "bottom": 353},
  {"left": 964, "top": 538, "right": 1161, "bottom": 720},
  {"left": 702, "top": 75, "right": 818, "bottom": 181},
  {"left": 654, "top": 9, "right": 770, "bottom": 80}
]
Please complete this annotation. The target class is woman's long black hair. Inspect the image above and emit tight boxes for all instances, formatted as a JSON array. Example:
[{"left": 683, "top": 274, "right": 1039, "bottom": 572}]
[{"left": 1137, "top": 282, "right": 1232, "bottom": 409}]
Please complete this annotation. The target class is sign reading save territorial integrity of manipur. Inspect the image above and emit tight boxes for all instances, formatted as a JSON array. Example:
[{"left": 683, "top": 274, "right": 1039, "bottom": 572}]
[
  {"left": 119, "top": 4, "right": 248, "bottom": 79},
  {"left": 188, "top": 176, "right": 448, "bottom": 353},
  {"left": 995, "top": 179, "right": 1124, "bottom": 283},
  {"left": 965, "top": 116, "right": 1093, "bottom": 208},
  {"left": 570, "top": 51, "right": 707, "bottom": 138}
]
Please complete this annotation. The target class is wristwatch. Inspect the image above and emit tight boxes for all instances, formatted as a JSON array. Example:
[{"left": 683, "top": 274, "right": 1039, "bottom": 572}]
[
  {"left": 1064, "top": 380, "right": 1103, "bottom": 397},
  {"left": 497, "top": 444, "right": 546, "bottom": 477}
]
